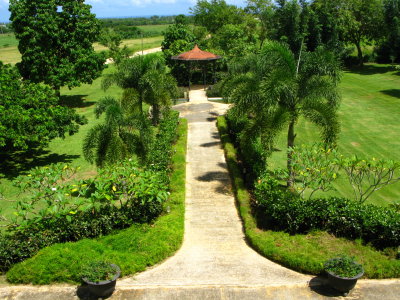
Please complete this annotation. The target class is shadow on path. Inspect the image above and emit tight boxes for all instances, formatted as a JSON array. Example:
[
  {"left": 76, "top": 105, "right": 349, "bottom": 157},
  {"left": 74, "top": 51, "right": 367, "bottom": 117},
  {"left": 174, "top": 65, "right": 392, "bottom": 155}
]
[{"left": 309, "top": 277, "right": 346, "bottom": 298}]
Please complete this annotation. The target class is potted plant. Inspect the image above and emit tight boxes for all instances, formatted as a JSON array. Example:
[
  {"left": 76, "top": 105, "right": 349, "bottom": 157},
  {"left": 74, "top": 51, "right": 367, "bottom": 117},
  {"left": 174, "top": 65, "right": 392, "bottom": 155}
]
[
  {"left": 324, "top": 255, "right": 364, "bottom": 295},
  {"left": 81, "top": 261, "right": 121, "bottom": 298}
]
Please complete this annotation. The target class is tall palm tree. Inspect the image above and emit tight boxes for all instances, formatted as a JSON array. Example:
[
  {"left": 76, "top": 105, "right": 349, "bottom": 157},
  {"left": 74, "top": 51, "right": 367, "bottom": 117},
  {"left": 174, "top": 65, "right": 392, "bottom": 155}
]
[
  {"left": 224, "top": 41, "right": 341, "bottom": 187},
  {"left": 83, "top": 92, "right": 151, "bottom": 167},
  {"left": 102, "top": 53, "right": 178, "bottom": 125}
]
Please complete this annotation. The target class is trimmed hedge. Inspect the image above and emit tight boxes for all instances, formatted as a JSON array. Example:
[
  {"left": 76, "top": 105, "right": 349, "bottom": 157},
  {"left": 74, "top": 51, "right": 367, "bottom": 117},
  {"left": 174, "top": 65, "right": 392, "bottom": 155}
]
[
  {"left": 0, "top": 111, "right": 180, "bottom": 272},
  {"left": 255, "top": 175, "right": 400, "bottom": 249}
]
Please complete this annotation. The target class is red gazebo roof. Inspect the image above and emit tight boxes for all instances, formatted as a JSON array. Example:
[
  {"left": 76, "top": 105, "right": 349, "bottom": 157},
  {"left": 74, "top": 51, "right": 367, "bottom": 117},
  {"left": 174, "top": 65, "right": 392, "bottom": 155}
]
[{"left": 171, "top": 45, "right": 222, "bottom": 61}]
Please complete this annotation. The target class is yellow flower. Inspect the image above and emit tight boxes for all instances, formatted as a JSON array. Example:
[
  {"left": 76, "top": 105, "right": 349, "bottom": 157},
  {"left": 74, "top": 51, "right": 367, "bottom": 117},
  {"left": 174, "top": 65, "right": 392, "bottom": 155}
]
[{"left": 112, "top": 186, "right": 117, "bottom": 192}]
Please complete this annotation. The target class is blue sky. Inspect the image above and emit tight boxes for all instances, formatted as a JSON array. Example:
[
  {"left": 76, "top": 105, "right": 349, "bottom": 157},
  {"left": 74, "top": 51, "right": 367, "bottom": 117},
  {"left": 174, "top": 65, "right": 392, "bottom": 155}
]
[{"left": 0, "top": 0, "right": 247, "bottom": 23}]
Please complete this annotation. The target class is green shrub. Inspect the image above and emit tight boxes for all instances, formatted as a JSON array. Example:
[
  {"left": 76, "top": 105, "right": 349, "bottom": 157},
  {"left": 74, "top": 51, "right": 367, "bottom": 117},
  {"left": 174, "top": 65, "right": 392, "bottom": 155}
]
[
  {"left": 206, "top": 82, "right": 223, "bottom": 98},
  {"left": 0, "top": 111, "right": 180, "bottom": 273},
  {"left": 6, "top": 119, "right": 187, "bottom": 284},
  {"left": 147, "top": 110, "right": 180, "bottom": 176},
  {"left": 0, "top": 162, "right": 168, "bottom": 272},
  {"left": 254, "top": 174, "right": 400, "bottom": 248},
  {"left": 225, "top": 110, "right": 266, "bottom": 184}
]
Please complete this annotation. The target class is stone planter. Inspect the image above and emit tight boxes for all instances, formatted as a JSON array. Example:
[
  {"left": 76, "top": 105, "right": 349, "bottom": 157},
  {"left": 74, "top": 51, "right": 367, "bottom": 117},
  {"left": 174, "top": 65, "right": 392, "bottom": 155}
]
[
  {"left": 82, "top": 264, "right": 120, "bottom": 298},
  {"left": 325, "top": 264, "right": 364, "bottom": 295}
]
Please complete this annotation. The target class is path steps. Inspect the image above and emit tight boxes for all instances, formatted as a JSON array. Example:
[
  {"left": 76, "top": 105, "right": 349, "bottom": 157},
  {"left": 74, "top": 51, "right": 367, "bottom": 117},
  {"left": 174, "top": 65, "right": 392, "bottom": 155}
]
[{"left": 1, "top": 87, "right": 399, "bottom": 299}]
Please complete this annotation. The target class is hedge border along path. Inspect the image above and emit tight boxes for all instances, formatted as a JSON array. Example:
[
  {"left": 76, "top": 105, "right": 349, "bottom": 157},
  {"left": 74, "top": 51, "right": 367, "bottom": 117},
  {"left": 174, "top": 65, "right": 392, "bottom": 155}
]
[
  {"left": 217, "top": 116, "right": 400, "bottom": 279},
  {"left": 5, "top": 119, "right": 187, "bottom": 285}
]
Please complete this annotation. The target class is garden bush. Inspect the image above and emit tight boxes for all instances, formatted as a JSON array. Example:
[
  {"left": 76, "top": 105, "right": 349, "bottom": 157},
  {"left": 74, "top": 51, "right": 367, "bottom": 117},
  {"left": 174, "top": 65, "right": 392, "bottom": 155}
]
[
  {"left": 254, "top": 174, "right": 400, "bottom": 249},
  {"left": 225, "top": 110, "right": 267, "bottom": 184},
  {"left": 217, "top": 115, "right": 400, "bottom": 278},
  {"left": 5, "top": 119, "right": 187, "bottom": 284},
  {"left": 0, "top": 111, "right": 180, "bottom": 272}
]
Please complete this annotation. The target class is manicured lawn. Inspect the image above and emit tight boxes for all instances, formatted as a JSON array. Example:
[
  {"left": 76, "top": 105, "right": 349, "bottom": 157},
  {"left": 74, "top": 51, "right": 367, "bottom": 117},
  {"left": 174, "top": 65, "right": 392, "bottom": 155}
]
[
  {"left": 6, "top": 119, "right": 187, "bottom": 284},
  {"left": 267, "top": 64, "right": 400, "bottom": 206},
  {"left": 0, "top": 65, "right": 122, "bottom": 223}
]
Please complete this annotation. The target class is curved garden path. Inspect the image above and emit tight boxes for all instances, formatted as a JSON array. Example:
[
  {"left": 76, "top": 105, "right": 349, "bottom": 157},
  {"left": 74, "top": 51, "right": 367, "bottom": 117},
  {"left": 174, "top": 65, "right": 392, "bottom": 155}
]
[
  {"left": 1, "top": 86, "right": 399, "bottom": 299},
  {"left": 119, "top": 86, "right": 310, "bottom": 288}
]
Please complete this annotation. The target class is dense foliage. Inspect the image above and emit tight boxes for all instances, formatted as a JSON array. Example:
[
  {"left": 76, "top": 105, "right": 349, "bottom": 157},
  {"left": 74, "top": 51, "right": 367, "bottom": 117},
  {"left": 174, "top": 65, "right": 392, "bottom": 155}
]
[
  {"left": 0, "top": 111, "right": 180, "bottom": 272},
  {"left": 102, "top": 53, "right": 178, "bottom": 126},
  {"left": 223, "top": 41, "right": 341, "bottom": 187},
  {"left": 9, "top": 0, "right": 105, "bottom": 94},
  {"left": 254, "top": 174, "right": 400, "bottom": 249},
  {"left": 0, "top": 62, "right": 86, "bottom": 151},
  {"left": 5, "top": 119, "right": 187, "bottom": 284}
]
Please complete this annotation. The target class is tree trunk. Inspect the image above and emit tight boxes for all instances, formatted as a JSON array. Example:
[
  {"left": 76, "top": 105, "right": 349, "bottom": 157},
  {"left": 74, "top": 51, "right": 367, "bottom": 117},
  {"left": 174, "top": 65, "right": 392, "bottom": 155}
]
[
  {"left": 152, "top": 103, "right": 160, "bottom": 126},
  {"left": 287, "top": 119, "right": 296, "bottom": 189},
  {"left": 356, "top": 42, "right": 363, "bottom": 67},
  {"left": 53, "top": 86, "right": 61, "bottom": 99}
]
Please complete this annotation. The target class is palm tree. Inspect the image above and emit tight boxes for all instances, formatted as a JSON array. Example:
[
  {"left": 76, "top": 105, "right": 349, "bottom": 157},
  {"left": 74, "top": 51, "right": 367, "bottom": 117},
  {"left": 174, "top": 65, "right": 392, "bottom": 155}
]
[
  {"left": 82, "top": 92, "right": 151, "bottom": 167},
  {"left": 102, "top": 53, "right": 178, "bottom": 125},
  {"left": 224, "top": 41, "right": 341, "bottom": 188}
]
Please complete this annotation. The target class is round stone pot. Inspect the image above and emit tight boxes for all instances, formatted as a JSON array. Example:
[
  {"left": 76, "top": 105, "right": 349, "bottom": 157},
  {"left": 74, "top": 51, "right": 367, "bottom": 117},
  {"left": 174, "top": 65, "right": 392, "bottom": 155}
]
[
  {"left": 82, "top": 264, "right": 120, "bottom": 298},
  {"left": 325, "top": 268, "right": 364, "bottom": 294}
]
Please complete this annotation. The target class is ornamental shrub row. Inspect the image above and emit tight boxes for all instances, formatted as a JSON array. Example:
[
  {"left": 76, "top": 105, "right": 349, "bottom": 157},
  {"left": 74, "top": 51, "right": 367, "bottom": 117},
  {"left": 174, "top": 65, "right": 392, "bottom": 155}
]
[
  {"left": 0, "top": 111, "right": 180, "bottom": 272},
  {"left": 254, "top": 175, "right": 400, "bottom": 249}
]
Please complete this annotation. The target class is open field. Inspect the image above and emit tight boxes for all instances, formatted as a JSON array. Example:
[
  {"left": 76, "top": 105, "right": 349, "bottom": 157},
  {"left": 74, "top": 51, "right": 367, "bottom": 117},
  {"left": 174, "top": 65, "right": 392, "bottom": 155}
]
[
  {"left": 137, "top": 24, "right": 168, "bottom": 34},
  {"left": 0, "top": 32, "right": 164, "bottom": 64},
  {"left": 93, "top": 36, "right": 163, "bottom": 53},
  {"left": 268, "top": 64, "right": 400, "bottom": 206},
  {"left": 0, "top": 33, "right": 18, "bottom": 48}
]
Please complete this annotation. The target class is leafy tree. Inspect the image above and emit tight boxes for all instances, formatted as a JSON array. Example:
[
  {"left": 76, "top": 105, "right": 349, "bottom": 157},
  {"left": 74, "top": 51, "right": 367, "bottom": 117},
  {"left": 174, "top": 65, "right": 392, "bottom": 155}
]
[
  {"left": 0, "top": 62, "right": 86, "bottom": 151},
  {"left": 9, "top": 0, "right": 105, "bottom": 96},
  {"left": 161, "top": 22, "right": 196, "bottom": 55},
  {"left": 272, "top": 0, "right": 305, "bottom": 54},
  {"left": 99, "top": 28, "right": 131, "bottom": 64},
  {"left": 245, "top": 0, "right": 276, "bottom": 47},
  {"left": 336, "top": 0, "right": 384, "bottom": 66},
  {"left": 376, "top": 0, "right": 400, "bottom": 63},
  {"left": 223, "top": 41, "right": 341, "bottom": 187},
  {"left": 83, "top": 94, "right": 151, "bottom": 167},
  {"left": 161, "top": 23, "right": 196, "bottom": 86},
  {"left": 191, "top": 0, "right": 245, "bottom": 33},
  {"left": 211, "top": 23, "right": 257, "bottom": 58},
  {"left": 174, "top": 14, "right": 189, "bottom": 25},
  {"left": 308, "top": 0, "right": 343, "bottom": 52},
  {"left": 102, "top": 54, "right": 178, "bottom": 125}
]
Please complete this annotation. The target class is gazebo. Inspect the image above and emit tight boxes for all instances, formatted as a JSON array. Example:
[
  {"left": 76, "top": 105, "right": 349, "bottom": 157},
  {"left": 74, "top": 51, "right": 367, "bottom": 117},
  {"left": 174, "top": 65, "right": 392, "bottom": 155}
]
[{"left": 171, "top": 45, "right": 222, "bottom": 90}]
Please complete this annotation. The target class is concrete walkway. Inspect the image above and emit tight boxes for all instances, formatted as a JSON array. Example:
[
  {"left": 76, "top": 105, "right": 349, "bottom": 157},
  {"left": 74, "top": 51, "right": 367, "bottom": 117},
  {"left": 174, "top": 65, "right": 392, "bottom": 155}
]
[
  {"left": 1, "top": 87, "right": 399, "bottom": 299},
  {"left": 119, "top": 87, "right": 310, "bottom": 288}
]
